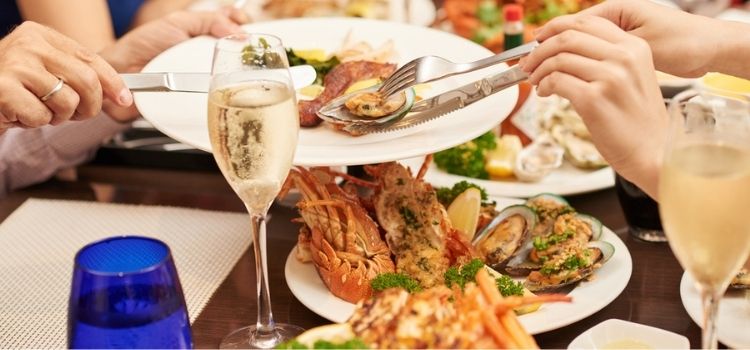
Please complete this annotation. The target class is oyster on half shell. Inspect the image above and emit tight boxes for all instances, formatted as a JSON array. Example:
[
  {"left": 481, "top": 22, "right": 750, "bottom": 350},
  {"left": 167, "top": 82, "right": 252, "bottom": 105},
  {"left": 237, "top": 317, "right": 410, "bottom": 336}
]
[{"left": 514, "top": 134, "right": 564, "bottom": 182}]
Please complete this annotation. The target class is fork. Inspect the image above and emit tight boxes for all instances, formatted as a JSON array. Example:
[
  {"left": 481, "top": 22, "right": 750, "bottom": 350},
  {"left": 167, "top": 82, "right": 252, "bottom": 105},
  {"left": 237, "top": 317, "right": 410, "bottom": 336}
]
[{"left": 378, "top": 41, "right": 538, "bottom": 98}]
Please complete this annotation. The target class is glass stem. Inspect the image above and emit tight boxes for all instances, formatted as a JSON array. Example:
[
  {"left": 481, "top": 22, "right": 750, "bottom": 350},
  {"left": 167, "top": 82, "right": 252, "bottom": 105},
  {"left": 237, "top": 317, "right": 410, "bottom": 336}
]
[
  {"left": 700, "top": 289, "right": 721, "bottom": 349},
  {"left": 250, "top": 212, "right": 276, "bottom": 336}
]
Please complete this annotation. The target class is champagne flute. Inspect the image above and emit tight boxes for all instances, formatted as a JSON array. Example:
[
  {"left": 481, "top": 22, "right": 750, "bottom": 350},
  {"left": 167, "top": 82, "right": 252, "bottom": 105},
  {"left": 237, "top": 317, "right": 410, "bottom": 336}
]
[
  {"left": 207, "top": 33, "right": 303, "bottom": 349},
  {"left": 660, "top": 88, "right": 750, "bottom": 349}
]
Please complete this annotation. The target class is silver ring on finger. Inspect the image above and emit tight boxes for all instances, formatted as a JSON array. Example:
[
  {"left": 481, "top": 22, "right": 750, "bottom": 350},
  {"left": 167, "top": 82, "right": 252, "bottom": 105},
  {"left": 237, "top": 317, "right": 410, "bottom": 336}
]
[{"left": 39, "top": 77, "right": 65, "bottom": 102}]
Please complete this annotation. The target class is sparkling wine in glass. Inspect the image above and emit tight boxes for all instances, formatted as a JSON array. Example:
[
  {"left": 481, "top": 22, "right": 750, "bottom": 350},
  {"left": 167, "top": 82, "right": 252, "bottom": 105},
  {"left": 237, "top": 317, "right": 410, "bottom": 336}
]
[
  {"left": 660, "top": 89, "right": 750, "bottom": 349},
  {"left": 207, "top": 33, "right": 303, "bottom": 349}
]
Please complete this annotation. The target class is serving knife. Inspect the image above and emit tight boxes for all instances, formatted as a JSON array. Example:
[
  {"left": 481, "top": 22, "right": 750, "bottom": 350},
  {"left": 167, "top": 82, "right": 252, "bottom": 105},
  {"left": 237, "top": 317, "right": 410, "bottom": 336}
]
[
  {"left": 347, "top": 65, "right": 529, "bottom": 134},
  {"left": 121, "top": 64, "right": 317, "bottom": 93}
]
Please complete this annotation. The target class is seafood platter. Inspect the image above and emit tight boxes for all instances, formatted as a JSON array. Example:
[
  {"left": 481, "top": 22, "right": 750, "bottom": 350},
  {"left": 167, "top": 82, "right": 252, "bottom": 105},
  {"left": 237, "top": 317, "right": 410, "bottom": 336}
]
[
  {"left": 282, "top": 157, "right": 632, "bottom": 338},
  {"left": 402, "top": 95, "right": 615, "bottom": 197},
  {"left": 133, "top": 18, "right": 519, "bottom": 166}
]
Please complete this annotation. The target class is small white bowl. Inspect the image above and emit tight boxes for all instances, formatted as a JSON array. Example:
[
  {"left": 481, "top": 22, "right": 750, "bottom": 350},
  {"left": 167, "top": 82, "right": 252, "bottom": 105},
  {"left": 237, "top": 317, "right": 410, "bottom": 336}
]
[{"left": 567, "top": 319, "right": 690, "bottom": 350}]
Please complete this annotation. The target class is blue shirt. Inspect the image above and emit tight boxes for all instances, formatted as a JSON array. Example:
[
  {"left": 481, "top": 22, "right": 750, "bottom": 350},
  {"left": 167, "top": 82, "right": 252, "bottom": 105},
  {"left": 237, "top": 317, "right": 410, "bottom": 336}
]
[{"left": 0, "top": 0, "right": 146, "bottom": 37}]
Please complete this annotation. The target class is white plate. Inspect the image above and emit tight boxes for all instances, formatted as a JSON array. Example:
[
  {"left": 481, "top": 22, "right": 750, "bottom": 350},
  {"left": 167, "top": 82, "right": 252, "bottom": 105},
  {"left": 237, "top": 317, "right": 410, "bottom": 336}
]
[
  {"left": 680, "top": 272, "right": 750, "bottom": 349},
  {"left": 400, "top": 157, "right": 615, "bottom": 198},
  {"left": 567, "top": 318, "right": 689, "bottom": 350},
  {"left": 134, "top": 18, "right": 517, "bottom": 166},
  {"left": 284, "top": 198, "right": 633, "bottom": 334},
  {"left": 192, "top": 0, "right": 437, "bottom": 28}
]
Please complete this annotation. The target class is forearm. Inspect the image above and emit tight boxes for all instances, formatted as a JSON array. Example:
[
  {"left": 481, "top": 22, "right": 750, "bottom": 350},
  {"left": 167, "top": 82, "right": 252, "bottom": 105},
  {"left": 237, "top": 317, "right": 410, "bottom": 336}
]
[
  {"left": 711, "top": 20, "right": 750, "bottom": 80},
  {"left": 133, "top": 0, "right": 194, "bottom": 27},
  {"left": 16, "top": 0, "right": 115, "bottom": 51},
  {"left": 0, "top": 115, "right": 129, "bottom": 197}
]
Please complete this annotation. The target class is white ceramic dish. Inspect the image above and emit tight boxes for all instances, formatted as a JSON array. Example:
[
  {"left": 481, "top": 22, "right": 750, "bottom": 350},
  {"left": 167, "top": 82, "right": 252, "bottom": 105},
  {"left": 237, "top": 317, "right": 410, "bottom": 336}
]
[
  {"left": 192, "top": 0, "right": 437, "bottom": 28},
  {"left": 567, "top": 318, "right": 690, "bottom": 350},
  {"left": 134, "top": 18, "right": 518, "bottom": 167},
  {"left": 399, "top": 157, "right": 614, "bottom": 198},
  {"left": 680, "top": 272, "right": 750, "bottom": 349},
  {"left": 284, "top": 197, "right": 633, "bottom": 334}
]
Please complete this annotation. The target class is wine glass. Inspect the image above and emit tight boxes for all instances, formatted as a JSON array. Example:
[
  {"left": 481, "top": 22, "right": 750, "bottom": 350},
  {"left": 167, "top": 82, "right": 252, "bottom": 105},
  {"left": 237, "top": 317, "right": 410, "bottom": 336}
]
[
  {"left": 660, "top": 88, "right": 750, "bottom": 349},
  {"left": 207, "top": 33, "right": 303, "bottom": 349},
  {"left": 68, "top": 236, "right": 192, "bottom": 348}
]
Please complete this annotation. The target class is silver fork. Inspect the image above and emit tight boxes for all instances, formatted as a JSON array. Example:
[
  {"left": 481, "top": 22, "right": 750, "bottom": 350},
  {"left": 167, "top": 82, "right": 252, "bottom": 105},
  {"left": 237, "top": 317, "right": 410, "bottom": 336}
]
[{"left": 378, "top": 41, "right": 538, "bottom": 98}]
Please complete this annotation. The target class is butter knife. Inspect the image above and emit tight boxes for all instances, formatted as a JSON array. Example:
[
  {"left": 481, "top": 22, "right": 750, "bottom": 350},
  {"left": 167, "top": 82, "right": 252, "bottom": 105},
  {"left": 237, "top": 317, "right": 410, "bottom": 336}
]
[
  {"left": 347, "top": 66, "right": 528, "bottom": 134},
  {"left": 122, "top": 64, "right": 317, "bottom": 93}
]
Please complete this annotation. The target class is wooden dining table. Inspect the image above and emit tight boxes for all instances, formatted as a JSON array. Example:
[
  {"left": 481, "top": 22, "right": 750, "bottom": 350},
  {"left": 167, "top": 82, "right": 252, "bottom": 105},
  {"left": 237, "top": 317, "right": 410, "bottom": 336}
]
[{"left": 1, "top": 161, "right": 706, "bottom": 348}]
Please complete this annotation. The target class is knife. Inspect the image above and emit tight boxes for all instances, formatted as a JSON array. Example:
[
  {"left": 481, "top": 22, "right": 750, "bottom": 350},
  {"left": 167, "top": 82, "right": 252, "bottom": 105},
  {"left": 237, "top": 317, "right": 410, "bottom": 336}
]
[
  {"left": 121, "top": 64, "right": 317, "bottom": 93},
  {"left": 348, "top": 66, "right": 529, "bottom": 134}
]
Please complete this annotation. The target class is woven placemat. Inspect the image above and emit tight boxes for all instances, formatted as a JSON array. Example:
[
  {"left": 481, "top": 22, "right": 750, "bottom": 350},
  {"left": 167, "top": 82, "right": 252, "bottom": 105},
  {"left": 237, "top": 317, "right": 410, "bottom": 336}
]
[{"left": 0, "top": 199, "right": 251, "bottom": 348}]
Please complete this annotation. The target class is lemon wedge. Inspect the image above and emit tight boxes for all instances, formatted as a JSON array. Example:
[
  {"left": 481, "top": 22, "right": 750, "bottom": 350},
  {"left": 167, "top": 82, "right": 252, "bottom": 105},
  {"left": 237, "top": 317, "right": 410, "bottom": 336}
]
[
  {"left": 299, "top": 84, "right": 324, "bottom": 98},
  {"left": 344, "top": 78, "right": 381, "bottom": 95},
  {"left": 484, "top": 266, "right": 541, "bottom": 314},
  {"left": 702, "top": 72, "right": 750, "bottom": 94},
  {"left": 292, "top": 49, "right": 329, "bottom": 62},
  {"left": 447, "top": 187, "right": 482, "bottom": 241},
  {"left": 514, "top": 288, "right": 542, "bottom": 315},
  {"left": 485, "top": 135, "right": 523, "bottom": 178}
]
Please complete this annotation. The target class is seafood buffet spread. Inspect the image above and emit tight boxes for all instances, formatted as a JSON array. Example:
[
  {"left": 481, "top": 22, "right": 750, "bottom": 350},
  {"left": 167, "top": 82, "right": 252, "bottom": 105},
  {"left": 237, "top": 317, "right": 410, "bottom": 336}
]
[{"left": 279, "top": 157, "right": 616, "bottom": 347}]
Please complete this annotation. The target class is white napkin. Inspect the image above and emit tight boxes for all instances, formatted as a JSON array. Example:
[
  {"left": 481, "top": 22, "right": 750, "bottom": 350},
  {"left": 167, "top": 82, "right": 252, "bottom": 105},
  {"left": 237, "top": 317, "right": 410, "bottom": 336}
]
[{"left": 0, "top": 199, "right": 251, "bottom": 348}]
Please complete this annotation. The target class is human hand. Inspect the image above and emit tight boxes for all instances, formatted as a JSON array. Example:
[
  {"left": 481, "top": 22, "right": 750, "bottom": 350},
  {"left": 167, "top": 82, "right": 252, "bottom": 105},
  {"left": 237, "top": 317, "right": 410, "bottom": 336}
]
[
  {"left": 99, "top": 9, "right": 247, "bottom": 121},
  {"left": 519, "top": 14, "right": 668, "bottom": 198},
  {"left": 577, "top": 0, "right": 732, "bottom": 78},
  {"left": 0, "top": 22, "right": 131, "bottom": 130}
]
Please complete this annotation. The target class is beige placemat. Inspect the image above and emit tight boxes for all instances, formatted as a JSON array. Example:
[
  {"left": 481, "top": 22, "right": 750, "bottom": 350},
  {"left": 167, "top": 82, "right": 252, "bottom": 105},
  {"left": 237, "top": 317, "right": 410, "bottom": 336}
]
[{"left": 0, "top": 199, "right": 251, "bottom": 348}]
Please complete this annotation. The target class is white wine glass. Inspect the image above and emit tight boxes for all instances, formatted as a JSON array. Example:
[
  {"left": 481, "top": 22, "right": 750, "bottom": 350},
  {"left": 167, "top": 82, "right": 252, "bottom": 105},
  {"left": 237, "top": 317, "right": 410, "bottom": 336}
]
[
  {"left": 661, "top": 88, "right": 750, "bottom": 349},
  {"left": 207, "top": 33, "right": 303, "bottom": 349}
]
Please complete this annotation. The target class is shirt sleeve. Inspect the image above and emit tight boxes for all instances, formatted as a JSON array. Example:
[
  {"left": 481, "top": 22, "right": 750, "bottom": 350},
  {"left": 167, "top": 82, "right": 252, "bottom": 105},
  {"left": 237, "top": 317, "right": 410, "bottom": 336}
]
[{"left": 0, "top": 114, "right": 130, "bottom": 197}]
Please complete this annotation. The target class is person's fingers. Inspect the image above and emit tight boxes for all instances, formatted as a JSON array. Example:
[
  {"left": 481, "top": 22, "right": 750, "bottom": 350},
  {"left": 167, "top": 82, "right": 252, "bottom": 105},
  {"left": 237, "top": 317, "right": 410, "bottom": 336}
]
[
  {"left": 527, "top": 52, "right": 606, "bottom": 85},
  {"left": 534, "top": 14, "right": 630, "bottom": 44},
  {"left": 102, "top": 99, "right": 140, "bottom": 123},
  {"left": 0, "top": 78, "right": 53, "bottom": 127},
  {"left": 41, "top": 47, "right": 103, "bottom": 119},
  {"left": 221, "top": 6, "right": 250, "bottom": 24},
  {"left": 72, "top": 46, "right": 132, "bottom": 107},
  {"left": 34, "top": 23, "right": 131, "bottom": 107},
  {"left": 167, "top": 11, "right": 243, "bottom": 39},
  {"left": 521, "top": 30, "right": 616, "bottom": 74},
  {"left": 18, "top": 69, "right": 80, "bottom": 125},
  {"left": 536, "top": 71, "right": 595, "bottom": 107},
  {"left": 577, "top": 0, "right": 623, "bottom": 25}
]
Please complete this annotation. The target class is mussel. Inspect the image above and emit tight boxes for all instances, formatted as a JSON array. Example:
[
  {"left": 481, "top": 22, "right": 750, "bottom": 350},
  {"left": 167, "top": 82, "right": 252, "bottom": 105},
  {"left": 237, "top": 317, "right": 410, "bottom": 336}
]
[
  {"left": 525, "top": 193, "right": 574, "bottom": 238},
  {"left": 524, "top": 240, "right": 614, "bottom": 292},
  {"left": 472, "top": 205, "right": 537, "bottom": 270},
  {"left": 506, "top": 212, "right": 603, "bottom": 277},
  {"left": 317, "top": 85, "right": 415, "bottom": 130}
]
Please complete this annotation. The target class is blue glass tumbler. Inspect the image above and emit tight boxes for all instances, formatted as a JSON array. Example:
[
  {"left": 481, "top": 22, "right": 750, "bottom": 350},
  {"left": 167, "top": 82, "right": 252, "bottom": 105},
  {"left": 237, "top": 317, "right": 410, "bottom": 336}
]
[{"left": 68, "top": 236, "right": 193, "bottom": 349}]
